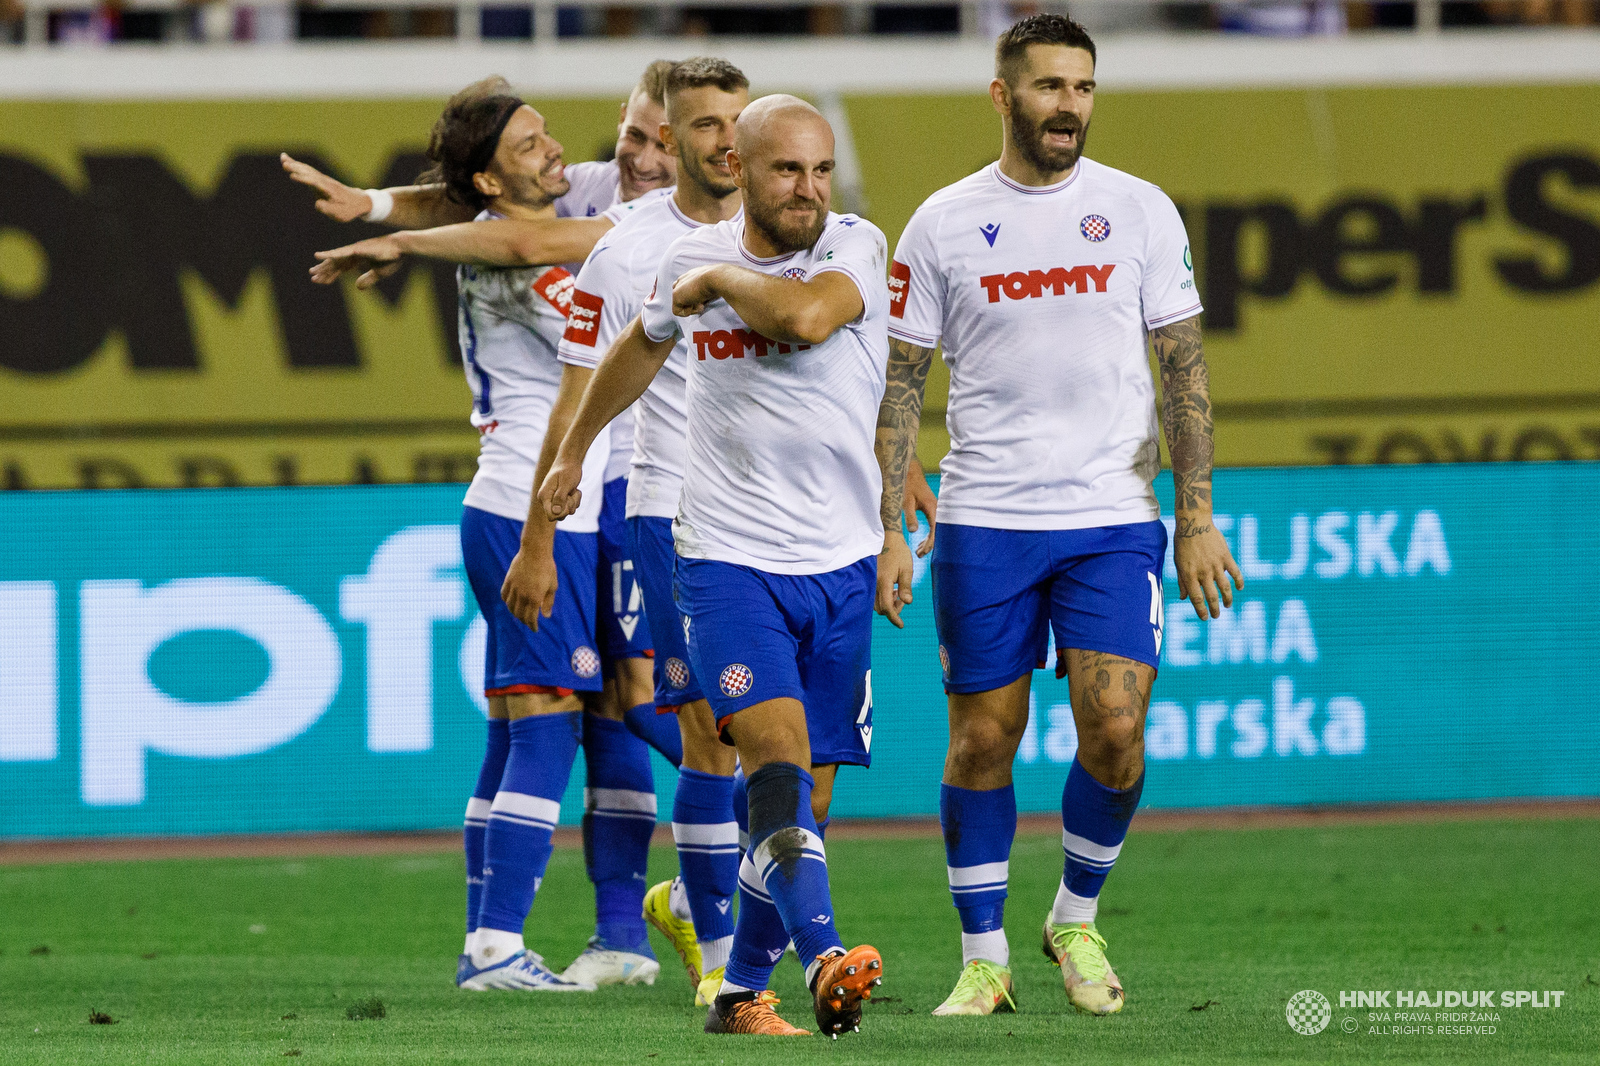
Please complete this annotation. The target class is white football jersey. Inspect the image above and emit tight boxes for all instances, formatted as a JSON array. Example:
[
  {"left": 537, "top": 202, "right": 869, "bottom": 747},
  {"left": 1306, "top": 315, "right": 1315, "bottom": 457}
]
[
  {"left": 458, "top": 209, "right": 608, "bottom": 531},
  {"left": 555, "top": 160, "right": 621, "bottom": 219},
  {"left": 890, "top": 158, "right": 1202, "bottom": 531},
  {"left": 559, "top": 195, "right": 739, "bottom": 519},
  {"left": 639, "top": 213, "right": 891, "bottom": 575}
]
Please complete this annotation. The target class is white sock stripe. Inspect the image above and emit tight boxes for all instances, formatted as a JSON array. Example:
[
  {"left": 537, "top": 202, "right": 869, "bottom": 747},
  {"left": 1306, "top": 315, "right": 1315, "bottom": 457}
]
[
  {"left": 585, "top": 788, "right": 657, "bottom": 815},
  {"left": 950, "top": 883, "right": 1008, "bottom": 896},
  {"left": 487, "top": 811, "right": 557, "bottom": 831},
  {"left": 737, "top": 855, "right": 773, "bottom": 901},
  {"left": 751, "top": 828, "right": 826, "bottom": 877},
  {"left": 675, "top": 843, "right": 744, "bottom": 856},
  {"left": 465, "top": 796, "right": 493, "bottom": 821},
  {"left": 588, "top": 809, "right": 660, "bottom": 824},
  {"left": 491, "top": 791, "right": 561, "bottom": 825},
  {"left": 670, "top": 821, "right": 741, "bottom": 846},
  {"left": 946, "top": 860, "right": 1009, "bottom": 888},
  {"left": 1061, "top": 829, "right": 1123, "bottom": 866}
]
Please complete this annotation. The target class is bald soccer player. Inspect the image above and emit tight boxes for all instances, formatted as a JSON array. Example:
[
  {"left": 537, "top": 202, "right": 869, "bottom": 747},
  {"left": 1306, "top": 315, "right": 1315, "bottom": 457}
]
[{"left": 537, "top": 96, "right": 890, "bottom": 1039}]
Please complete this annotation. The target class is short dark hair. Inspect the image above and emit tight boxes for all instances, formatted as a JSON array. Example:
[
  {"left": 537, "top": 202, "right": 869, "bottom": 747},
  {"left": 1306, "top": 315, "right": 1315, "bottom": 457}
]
[
  {"left": 665, "top": 56, "right": 749, "bottom": 107},
  {"left": 995, "top": 14, "right": 1096, "bottom": 85},
  {"left": 634, "top": 59, "right": 676, "bottom": 108},
  {"left": 422, "top": 76, "right": 526, "bottom": 211}
]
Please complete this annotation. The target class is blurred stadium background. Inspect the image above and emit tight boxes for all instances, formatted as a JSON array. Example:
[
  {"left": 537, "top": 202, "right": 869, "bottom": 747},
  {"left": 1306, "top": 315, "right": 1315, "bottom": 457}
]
[
  {"left": 0, "top": 12, "right": 1597, "bottom": 1061},
  {"left": 2, "top": 12, "right": 1597, "bottom": 834}
]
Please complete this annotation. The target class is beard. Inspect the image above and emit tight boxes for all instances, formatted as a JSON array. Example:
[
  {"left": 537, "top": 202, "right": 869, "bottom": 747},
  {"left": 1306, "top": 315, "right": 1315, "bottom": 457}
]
[
  {"left": 1011, "top": 107, "right": 1089, "bottom": 176},
  {"left": 746, "top": 191, "right": 828, "bottom": 255},
  {"left": 680, "top": 148, "right": 739, "bottom": 200}
]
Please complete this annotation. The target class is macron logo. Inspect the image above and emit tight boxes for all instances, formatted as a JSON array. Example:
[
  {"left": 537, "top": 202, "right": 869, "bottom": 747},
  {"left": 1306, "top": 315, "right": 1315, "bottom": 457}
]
[
  {"left": 980, "top": 222, "right": 1001, "bottom": 247},
  {"left": 979, "top": 264, "right": 1115, "bottom": 303}
]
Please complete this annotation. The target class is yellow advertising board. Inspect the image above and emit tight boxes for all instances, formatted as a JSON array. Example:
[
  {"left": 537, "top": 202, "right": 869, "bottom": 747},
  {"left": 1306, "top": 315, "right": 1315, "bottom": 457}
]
[{"left": 1, "top": 84, "right": 1597, "bottom": 487}]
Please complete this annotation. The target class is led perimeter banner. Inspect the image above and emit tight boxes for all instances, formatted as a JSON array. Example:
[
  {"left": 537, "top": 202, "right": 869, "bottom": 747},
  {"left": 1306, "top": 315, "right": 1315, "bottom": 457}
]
[{"left": 0, "top": 463, "right": 1595, "bottom": 838}]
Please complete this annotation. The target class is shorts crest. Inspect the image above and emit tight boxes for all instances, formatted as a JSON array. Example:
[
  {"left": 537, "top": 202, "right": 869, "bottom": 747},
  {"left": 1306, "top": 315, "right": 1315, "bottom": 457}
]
[
  {"left": 665, "top": 657, "right": 690, "bottom": 690},
  {"left": 719, "top": 663, "right": 754, "bottom": 698},
  {"left": 571, "top": 646, "right": 600, "bottom": 679}
]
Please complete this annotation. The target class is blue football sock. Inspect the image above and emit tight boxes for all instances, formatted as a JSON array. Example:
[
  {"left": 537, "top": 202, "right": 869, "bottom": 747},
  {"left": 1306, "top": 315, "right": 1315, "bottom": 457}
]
[
  {"left": 622, "top": 700, "right": 683, "bottom": 768},
  {"left": 476, "top": 712, "right": 581, "bottom": 937},
  {"left": 941, "top": 783, "right": 1016, "bottom": 965},
  {"left": 722, "top": 852, "right": 791, "bottom": 992},
  {"left": 463, "top": 719, "right": 510, "bottom": 942},
  {"left": 746, "top": 762, "right": 843, "bottom": 975},
  {"left": 671, "top": 768, "right": 739, "bottom": 971},
  {"left": 1055, "top": 759, "right": 1144, "bottom": 924},
  {"left": 581, "top": 713, "right": 656, "bottom": 955}
]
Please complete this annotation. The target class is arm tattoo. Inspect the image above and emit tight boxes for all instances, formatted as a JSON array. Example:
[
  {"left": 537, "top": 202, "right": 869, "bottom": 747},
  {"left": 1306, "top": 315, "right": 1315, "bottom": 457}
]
[
  {"left": 875, "top": 337, "right": 935, "bottom": 529},
  {"left": 1151, "top": 318, "right": 1215, "bottom": 534}
]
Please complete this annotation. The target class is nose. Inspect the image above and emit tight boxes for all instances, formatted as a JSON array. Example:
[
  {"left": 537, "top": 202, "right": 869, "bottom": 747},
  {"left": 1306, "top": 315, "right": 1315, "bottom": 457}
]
[{"left": 548, "top": 136, "right": 564, "bottom": 160}]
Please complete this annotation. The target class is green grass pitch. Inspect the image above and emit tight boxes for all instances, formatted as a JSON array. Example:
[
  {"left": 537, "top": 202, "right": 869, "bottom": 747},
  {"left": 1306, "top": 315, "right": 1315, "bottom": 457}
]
[{"left": 2, "top": 819, "right": 1597, "bottom": 1064}]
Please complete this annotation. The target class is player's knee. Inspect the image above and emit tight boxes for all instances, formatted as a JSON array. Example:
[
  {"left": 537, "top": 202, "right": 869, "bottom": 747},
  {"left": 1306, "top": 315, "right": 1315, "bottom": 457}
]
[
  {"left": 1077, "top": 718, "right": 1144, "bottom": 770},
  {"left": 949, "top": 712, "right": 1024, "bottom": 771}
]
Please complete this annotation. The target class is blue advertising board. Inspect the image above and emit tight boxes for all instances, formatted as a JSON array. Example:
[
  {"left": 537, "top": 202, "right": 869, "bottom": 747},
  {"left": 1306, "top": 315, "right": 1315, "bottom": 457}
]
[{"left": 1, "top": 463, "right": 1595, "bottom": 838}]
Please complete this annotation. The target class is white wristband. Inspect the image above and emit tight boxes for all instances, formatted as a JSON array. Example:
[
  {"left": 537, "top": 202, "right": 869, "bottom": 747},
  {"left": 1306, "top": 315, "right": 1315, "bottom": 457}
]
[{"left": 363, "top": 188, "right": 394, "bottom": 224}]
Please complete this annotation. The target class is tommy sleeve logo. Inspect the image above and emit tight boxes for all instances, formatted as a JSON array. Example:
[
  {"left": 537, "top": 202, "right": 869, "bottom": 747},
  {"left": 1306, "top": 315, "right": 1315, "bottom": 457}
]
[
  {"left": 563, "top": 289, "right": 604, "bottom": 346},
  {"left": 888, "top": 260, "right": 910, "bottom": 319}
]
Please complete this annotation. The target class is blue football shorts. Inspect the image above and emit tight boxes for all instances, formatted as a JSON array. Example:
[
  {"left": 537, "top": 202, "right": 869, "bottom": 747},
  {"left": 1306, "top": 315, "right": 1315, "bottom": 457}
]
[
  {"left": 628, "top": 515, "right": 705, "bottom": 710},
  {"left": 674, "top": 555, "right": 874, "bottom": 768},
  {"left": 931, "top": 520, "right": 1168, "bottom": 694},
  {"left": 460, "top": 504, "right": 602, "bottom": 695},
  {"left": 596, "top": 477, "right": 654, "bottom": 666}
]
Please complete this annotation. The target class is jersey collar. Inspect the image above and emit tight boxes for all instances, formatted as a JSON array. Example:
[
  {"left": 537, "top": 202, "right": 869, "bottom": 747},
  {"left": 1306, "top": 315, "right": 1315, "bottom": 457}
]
[
  {"left": 991, "top": 161, "right": 1082, "bottom": 196},
  {"left": 735, "top": 219, "right": 799, "bottom": 266}
]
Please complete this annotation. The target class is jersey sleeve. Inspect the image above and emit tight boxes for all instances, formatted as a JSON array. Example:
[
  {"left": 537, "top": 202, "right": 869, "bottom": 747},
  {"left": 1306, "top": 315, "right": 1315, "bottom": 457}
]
[
  {"left": 639, "top": 241, "right": 685, "bottom": 344},
  {"left": 558, "top": 238, "right": 633, "bottom": 368},
  {"left": 1139, "top": 189, "right": 1203, "bottom": 329},
  {"left": 886, "top": 205, "right": 945, "bottom": 348},
  {"left": 810, "top": 216, "right": 889, "bottom": 325}
]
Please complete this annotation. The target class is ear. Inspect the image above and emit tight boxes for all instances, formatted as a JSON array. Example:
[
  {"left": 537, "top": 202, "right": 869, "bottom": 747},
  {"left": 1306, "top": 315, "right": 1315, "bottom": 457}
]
[
  {"left": 659, "top": 120, "right": 676, "bottom": 156},
  {"left": 618, "top": 100, "right": 629, "bottom": 126},
  {"left": 989, "top": 78, "right": 1010, "bottom": 117},
  {"left": 472, "top": 170, "right": 501, "bottom": 201},
  {"left": 726, "top": 148, "right": 744, "bottom": 188}
]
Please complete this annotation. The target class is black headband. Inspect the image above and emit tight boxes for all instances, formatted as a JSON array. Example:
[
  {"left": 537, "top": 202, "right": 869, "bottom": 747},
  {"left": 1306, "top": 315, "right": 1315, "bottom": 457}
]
[{"left": 466, "top": 96, "right": 527, "bottom": 180}]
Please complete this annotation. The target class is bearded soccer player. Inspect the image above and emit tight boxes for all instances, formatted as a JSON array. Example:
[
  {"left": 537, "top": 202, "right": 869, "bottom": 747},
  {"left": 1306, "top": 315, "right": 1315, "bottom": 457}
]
[
  {"left": 282, "top": 62, "right": 678, "bottom": 271},
  {"left": 315, "top": 80, "right": 623, "bottom": 992},
  {"left": 502, "top": 57, "right": 749, "bottom": 1006},
  {"left": 538, "top": 95, "right": 889, "bottom": 1038},
  {"left": 875, "top": 15, "right": 1243, "bottom": 1017},
  {"left": 304, "top": 69, "right": 686, "bottom": 988}
]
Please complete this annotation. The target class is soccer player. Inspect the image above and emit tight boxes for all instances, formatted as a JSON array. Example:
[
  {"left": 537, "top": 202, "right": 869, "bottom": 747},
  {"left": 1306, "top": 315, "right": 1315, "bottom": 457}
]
[
  {"left": 303, "top": 70, "right": 687, "bottom": 989},
  {"left": 281, "top": 63, "right": 677, "bottom": 275},
  {"left": 501, "top": 57, "right": 750, "bottom": 1005},
  {"left": 537, "top": 95, "right": 889, "bottom": 1038},
  {"left": 874, "top": 15, "right": 1243, "bottom": 1017},
  {"left": 332, "top": 79, "right": 612, "bottom": 993}
]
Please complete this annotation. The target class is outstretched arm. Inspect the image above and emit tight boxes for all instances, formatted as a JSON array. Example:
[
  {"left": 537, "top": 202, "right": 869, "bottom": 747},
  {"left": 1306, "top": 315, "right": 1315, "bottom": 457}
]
[
  {"left": 874, "top": 337, "right": 937, "bottom": 628},
  {"left": 281, "top": 153, "right": 472, "bottom": 229},
  {"left": 309, "top": 217, "right": 614, "bottom": 288},
  {"left": 1152, "top": 316, "right": 1243, "bottom": 620},
  {"left": 672, "top": 265, "right": 864, "bottom": 346},
  {"left": 539, "top": 318, "right": 674, "bottom": 520}
]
